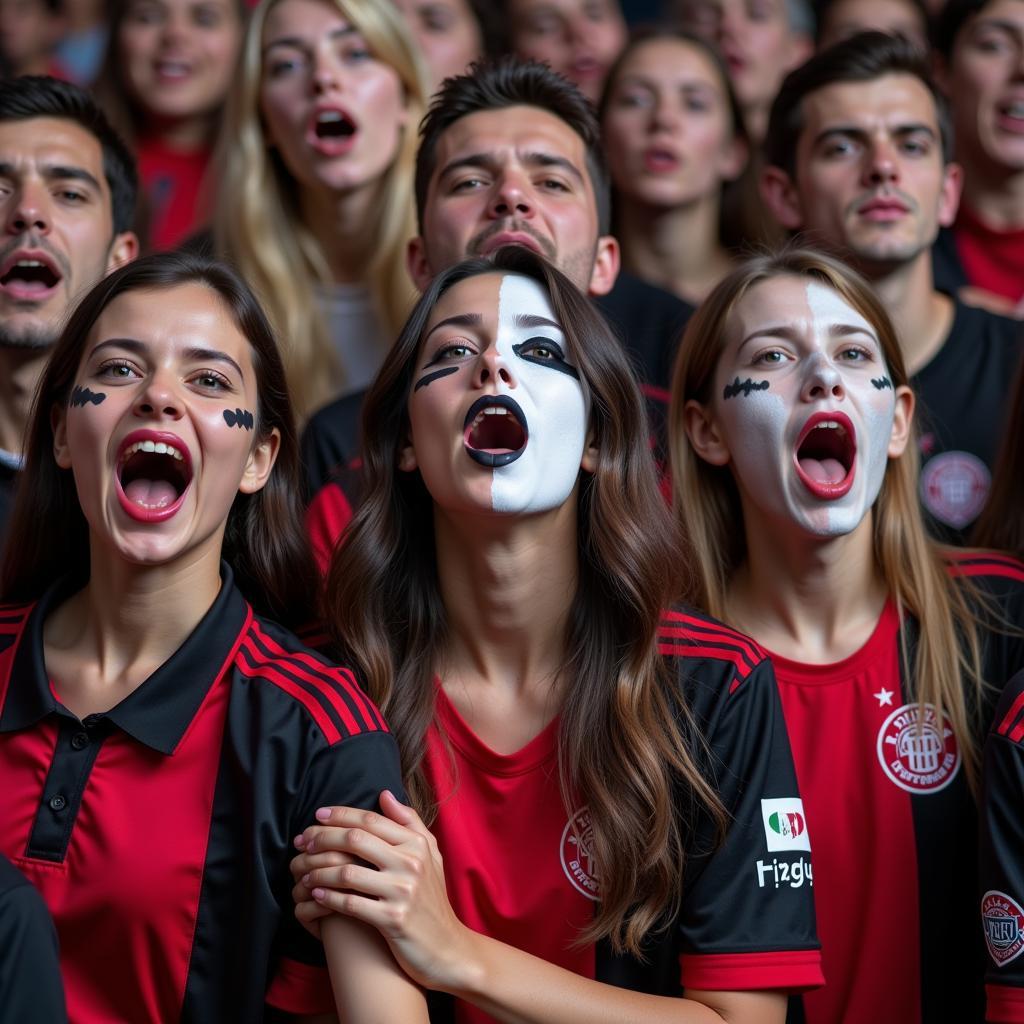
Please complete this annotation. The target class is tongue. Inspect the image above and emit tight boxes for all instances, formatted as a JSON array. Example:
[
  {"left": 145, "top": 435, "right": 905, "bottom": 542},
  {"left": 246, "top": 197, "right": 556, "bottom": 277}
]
[
  {"left": 2, "top": 276, "right": 51, "bottom": 295},
  {"left": 799, "top": 457, "right": 847, "bottom": 484},
  {"left": 124, "top": 478, "right": 178, "bottom": 508}
]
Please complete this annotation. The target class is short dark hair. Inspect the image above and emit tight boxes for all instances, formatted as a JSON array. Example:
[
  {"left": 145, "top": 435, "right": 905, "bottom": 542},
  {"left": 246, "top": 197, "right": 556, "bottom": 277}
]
[
  {"left": 0, "top": 76, "right": 137, "bottom": 235},
  {"left": 932, "top": 0, "right": 994, "bottom": 58},
  {"left": 764, "top": 31, "right": 953, "bottom": 176},
  {"left": 814, "top": 0, "right": 929, "bottom": 46},
  {"left": 414, "top": 57, "right": 611, "bottom": 236}
]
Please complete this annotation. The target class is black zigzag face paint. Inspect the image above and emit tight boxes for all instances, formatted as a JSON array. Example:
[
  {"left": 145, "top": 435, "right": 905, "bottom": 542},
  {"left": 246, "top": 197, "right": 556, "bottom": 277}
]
[
  {"left": 70, "top": 386, "right": 106, "bottom": 407},
  {"left": 223, "top": 408, "right": 254, "bottom": 430},
  {"left": 723, "top": 377, "right": 770, "bottom": 400},
  {"left": 871, "top": 377, "right": 892, "bottom": 390},
  {"left": 414, "top": 366, "right": 460, "bottom": 391}
]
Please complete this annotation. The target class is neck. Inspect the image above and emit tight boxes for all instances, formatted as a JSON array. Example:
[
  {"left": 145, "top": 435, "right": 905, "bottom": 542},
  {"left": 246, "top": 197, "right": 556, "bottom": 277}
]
[
  {"left": 433, "top": 501, "right": 578, "bottom": 696},
  {"left": 142, "top": 113, "right": 215, "bottom": 152},
  {"left": 0, "top": 347, "right": 50, "bottom": 456},
  {"left": 617, "top": 194, "right": 731, "bottom": 304},
  {"left": 728, "top": 512, "right": 888, "bottom": 663},
  {"left": 959, "top": 156, "right": 1024, "bottom": 230},
  {"left": 300, "top": 182, "right": 381, "bottom": 284},
  {"left": 867, "top": 252, "right": 953, "bottom": 375},
  {"left": 743, "top": 101, "right": 769, "bottom": 146}
]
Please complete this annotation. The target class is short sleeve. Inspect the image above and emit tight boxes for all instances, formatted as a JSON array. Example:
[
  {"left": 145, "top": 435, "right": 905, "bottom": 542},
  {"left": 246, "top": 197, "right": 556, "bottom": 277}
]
[
  {"left": 266, "top": 729, "right": 407, "bottom": 1015},
  {"left": 981, "top": 670, "right": 1024, "bottom": 1022},
  {"left": 678, "top": 658, "right": 823, "bottom": 993}
]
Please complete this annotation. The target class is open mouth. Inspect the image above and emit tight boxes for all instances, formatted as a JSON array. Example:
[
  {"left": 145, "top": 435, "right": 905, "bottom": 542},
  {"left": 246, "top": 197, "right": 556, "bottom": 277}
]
[
  {"left": 313, "top": 109, "right": 357, "bottom": 141},
  {"left": 794, "top": 413, "right": 856, "bottom": 498},
  {"left": 0, "top": 254, "right": 61, "bottom": 297},
  {"left": 463, "top": 395, "right": 528, "bottom": 468},
  {"left": 116, "top": 434, "right": 193, "bottom": 522}
]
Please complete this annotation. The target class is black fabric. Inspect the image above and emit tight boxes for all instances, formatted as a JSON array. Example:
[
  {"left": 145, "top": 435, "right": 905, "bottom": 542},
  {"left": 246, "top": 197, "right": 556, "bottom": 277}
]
[
  {"left": 300, "top": 389, "right": 366, "bottom": 502},
  {"left": 0, "top": 854, "right": 66, "bottom": 1023},
  {"left": 931, "top": 227, "right": 968, "bottom": 299}
]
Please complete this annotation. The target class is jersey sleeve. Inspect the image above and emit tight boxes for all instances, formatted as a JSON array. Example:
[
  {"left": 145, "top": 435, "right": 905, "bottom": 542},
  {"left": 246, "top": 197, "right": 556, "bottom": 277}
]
[
  {"left": 266, "top": 728, "right": 407, "bottom": 1016},
  {"left": 981, "top": 669, "right": 1024, "bottom": 1023},
  {"left": 676, "top": 656, "right": 823, "bottom": 994}
]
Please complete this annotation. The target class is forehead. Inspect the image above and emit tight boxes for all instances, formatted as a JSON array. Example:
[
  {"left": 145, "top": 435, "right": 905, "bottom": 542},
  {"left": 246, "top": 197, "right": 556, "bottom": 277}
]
[
  {"left": 964, "top": 0, "right": 1024, "bottom": 30},
  {"left": 825, "top": 0, "right": 922, "bottom": 27},
  {"left": 425, "top": 272, "right": 556, "bottom": 329},
  {"left": 0, "top": 117, "right": 107, "bottom": 184},
  {"left": 263, "top": 0, "right": 348, "bottom": 38},
  {"left": 729, "top": 275, "right": 873, "bottom": 340},
  {"left": 800, "top": 73, "right": 939, "bottom": 140},
  {"left": 615, "top": 37, "right": 723, "bottom": 86}
]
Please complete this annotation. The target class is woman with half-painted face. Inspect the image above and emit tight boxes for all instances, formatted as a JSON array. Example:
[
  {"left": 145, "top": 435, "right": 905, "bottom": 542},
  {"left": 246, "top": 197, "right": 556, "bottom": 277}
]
[
  {"left": 290, "top": 246, "right": 823, "bottom": 1024},
  {"left": 670, "top": 248, "right": 1024, "bottom": 1024},
  {"left": 0, "top": 251, "right": 423, "bottom": 1023}
]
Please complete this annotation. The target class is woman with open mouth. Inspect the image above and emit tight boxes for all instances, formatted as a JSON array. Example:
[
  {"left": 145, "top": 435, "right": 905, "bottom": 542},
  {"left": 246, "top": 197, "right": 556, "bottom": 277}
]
[
  {"left": 213, "top": 0, "right": 427, "bottom": 421},
  {"left": 0, "top": 251, "right": 418, "bottom": 1022},
  {"left": 669, "top": 248, "right": 1024, "bottom": 1024},
  {"left": 289, "top": 246, "right": 823, "bottom": 1023}
]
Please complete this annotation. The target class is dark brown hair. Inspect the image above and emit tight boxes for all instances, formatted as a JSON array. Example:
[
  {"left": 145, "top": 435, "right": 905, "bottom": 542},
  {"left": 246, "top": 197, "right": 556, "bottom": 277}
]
[
  {"left": 323, "top": 245, "right": 724, "bottom": 954},
  {"left": 1, "top": 251, "right": 317, "bottom": 627}
]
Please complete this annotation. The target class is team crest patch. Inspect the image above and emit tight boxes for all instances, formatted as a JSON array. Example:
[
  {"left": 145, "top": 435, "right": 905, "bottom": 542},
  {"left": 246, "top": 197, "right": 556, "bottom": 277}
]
[
  {"left": 560, "top": 807, "right": 599, "bottom": 901},
  {"left": 982, "top": 891, "right": 1024, "bottom": 967},
  {"left": 919, "top": 450, "right": 990, "bottom": 529},
  {"left": 876, "top": 703, "right": 961, "bottom": 793},
  {"left": 760, "top": 798, "right": 811, "bottom": 852}
]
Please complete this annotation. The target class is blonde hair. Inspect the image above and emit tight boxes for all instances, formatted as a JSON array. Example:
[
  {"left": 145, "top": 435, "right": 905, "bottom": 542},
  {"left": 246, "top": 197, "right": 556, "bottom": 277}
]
[
  {"left": 669, "top": 249, "right": 988, "bottom": 789},
  {"left": 213, "top": 0, "right": 427, "bottom": 418}
]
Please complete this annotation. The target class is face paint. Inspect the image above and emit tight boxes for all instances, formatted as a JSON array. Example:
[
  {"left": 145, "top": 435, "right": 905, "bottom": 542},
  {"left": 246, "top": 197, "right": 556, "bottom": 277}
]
[
  {"left": 223, "top": 408, "right": 254, "bottom": 430},
  {"left": 70, "top": 385, "right": 106, "bottom": 407},
  {"left": 872, "top": 376, "right": 892, "bottom": 390},
  {"left": 723, "top": 377, "right": 770, "bottom": 400},
  {"left": 711, "top": 276, "right": 898, "bottom": 538},
  {"left": 414, "top": 366, "right": 460, "bottom": 390}
]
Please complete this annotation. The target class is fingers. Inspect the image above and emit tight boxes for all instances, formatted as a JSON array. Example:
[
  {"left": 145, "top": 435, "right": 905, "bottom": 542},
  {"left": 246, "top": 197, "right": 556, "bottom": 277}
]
[
  {"left": 309, "top": 888, "right": 397, "bottom": 934},
  {"left": 298, "top": 806, "right": 414, "bottom": 851},
  {"left": 302, "top": 861, "right": 395, "bottom": 900},
  {"left": 290, "top": 849, "right": 352, "bottom": 882}
]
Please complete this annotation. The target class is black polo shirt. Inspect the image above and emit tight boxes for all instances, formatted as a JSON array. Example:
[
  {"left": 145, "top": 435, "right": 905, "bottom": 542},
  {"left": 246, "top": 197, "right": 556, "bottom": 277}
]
[{"left": 0, "top": 569, "right": 403, "bottom": 1022}]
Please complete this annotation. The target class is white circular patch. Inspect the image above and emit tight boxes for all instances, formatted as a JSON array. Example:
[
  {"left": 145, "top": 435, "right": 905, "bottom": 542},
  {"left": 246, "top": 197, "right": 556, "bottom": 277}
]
[
  {"left": 876, "top": 703, "right": 961, "bottom": 793},
  {"left": 919, "top": 450, "right": 990, "bottom": 529},
  {"left": 560, "top": 806, "right": 599, "bottom": 901},
  {"left": 982, "top": 890, "right": 1024, "bottom": 967}
]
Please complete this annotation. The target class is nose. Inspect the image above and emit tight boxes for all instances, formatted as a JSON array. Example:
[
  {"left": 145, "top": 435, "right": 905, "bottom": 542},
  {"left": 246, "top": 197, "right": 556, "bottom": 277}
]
[
  {"left": 862, "top": 139, "right": 900, "bottom": 187},
  {"left": 312, "top": 45, "right": 344, "bottom": 95},
  {"left": 472, "top": 346, "right": 514, "bottom": 389},
  {"left": 5, "top": 180, "right": 50, "bottom": 236},
  {"left": 801, "top": 353, "right": 845, "bottom": 402},
  {"left": 488, "top": 169, "right": 534, "bottom": 220},
  {"left": 133, "top": 371, "right": 185, "bottom": 420}
]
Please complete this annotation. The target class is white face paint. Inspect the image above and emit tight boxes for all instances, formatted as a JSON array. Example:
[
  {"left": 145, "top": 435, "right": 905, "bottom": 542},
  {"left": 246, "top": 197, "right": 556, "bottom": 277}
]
[
  {"left": 489, "top": 274, "right": 589, "bottom": 513},
  {"left": 713, "top": 276, "right": 898, "bottom": 538}
]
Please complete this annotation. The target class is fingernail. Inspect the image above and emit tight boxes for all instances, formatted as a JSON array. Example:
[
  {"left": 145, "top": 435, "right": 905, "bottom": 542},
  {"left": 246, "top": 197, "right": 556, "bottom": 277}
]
[
  {"left": 313, "top": 888, "right": 326, "bottom": 900},
  {"left": 315, "top": 807, "right": 331, "bottom": 821},
  {"left": 293, "top": 834, "right": 306, "bottom": 849},
  {"left": 302, "top": 873, "right": 311, "bottom": 885}
]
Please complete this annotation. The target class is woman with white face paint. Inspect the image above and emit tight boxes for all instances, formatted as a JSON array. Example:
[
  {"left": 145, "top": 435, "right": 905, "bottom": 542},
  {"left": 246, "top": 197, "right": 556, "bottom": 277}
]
[
  {"left": 671, "top": 248, "right": 1024, "bottom": 1024},
  {"left": 289, "top": 246, "right": 825, "bottom": 1023}
]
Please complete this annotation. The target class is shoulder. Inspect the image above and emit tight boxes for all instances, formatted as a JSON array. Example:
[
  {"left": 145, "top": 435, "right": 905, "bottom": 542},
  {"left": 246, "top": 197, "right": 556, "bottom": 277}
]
[
  {"left": 990, "top": 667, "right": 1024, "bottom": 749},
  {"left": 950, "top": 300, "right": 1023, "bottom": 350},
  {"left": 300, "top": 389, "right": 368, "bottom": 494},
  {"left": 944, "top": 548, "right": 1024, "bottom": 594},
  {"left": 233, "top": 613, "right": 389, "bottom": 748}
]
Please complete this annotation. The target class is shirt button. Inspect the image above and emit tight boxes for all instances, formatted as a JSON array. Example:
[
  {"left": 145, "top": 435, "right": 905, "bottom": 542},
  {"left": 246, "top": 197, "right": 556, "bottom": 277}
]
[
  {"left": 49, "top": 795, "right": 66, "bottom": 812},
  {"left": 71, "top": 732, "right": 89, "bottom": 750}
]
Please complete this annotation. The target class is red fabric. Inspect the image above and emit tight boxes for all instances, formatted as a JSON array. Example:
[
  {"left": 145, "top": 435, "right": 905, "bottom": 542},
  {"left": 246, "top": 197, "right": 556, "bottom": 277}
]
[
  {"left": 955, "top": 203, "right": 1024, "bottom": 305},
  {"left": 265, "top": 956, "right": 335, "bottom": 1015},
  {"left": 680, "top": 949, "right": 824, "bottom": 991},
  {"left": 136, "top": 138, "right": 211, "bottom": 252},
  {"left": 768, "top": 601, "right": 924, "bottom": 1024},
  {"left": 987, "top": 984, "right": 1024, "bottom": 1023},
  {"left": 306, "top": 481, "right": 353, "bottom": 574}
]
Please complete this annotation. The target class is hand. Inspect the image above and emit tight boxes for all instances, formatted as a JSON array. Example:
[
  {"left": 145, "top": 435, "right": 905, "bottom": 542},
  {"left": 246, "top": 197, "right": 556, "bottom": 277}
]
[
  {"left": 293, "top": 791, "right": 478, "bottom": 993},
  {"left": 289, "top": 845, "right": 353, "bottom": 939}
]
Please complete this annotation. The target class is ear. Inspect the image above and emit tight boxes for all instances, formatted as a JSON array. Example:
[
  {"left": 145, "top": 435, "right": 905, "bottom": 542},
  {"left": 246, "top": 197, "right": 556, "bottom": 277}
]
[
  {"left": 238, "top": 427, "right": 281, "bottom": 495},
  {"left": 760, "top": 165, "right": 805, "bottom": 231},
  {"left": 406, "top": 236, "right": 433, "bottom": 293},
  {"left": 52, "top": 401, "right": 71, "bottom": 469},
  {"left": 887, "top": 385, "right": 915, "bottom": 459},
  {"left": 683, "top": 398, "right": 731, "bottom": 467},
  {"left": 580, "top": 424, "right": 599, "bottom": 474},
  {"left": 937, "top": 161, "right": 963, "bottom": 229},
  {"left": 397, "top": 432, "right": 418, "bottom": 472},
  {"left": 587, "top": 235, "right": 620, "bottom": 297},
  {"left": 106, "top": 231, "right": 139, "bottom": 274}
]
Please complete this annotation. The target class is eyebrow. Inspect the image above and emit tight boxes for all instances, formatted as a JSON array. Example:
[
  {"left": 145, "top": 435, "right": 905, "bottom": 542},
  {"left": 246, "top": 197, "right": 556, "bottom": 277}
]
[
  {"left": 812, "top": 123, "right": 937, "bottom": 147},
  {"left": 0, "top": 162, "right": 102, "bottom": 192},
  {"left": 89, "top": 338, "right": 246, "bottom": 378},
  {"left": 738, "top": 323, "right": 878, "bottom": 348},
  {"left": 972, "top": 17, "right": 1024, "bottom": 42},
  {"left": 513, "top": 313, "right": 562, "bottom": 331},
  {"left": 262, "top": 24, "right": 358, "bottom": 53},
  {"left": 438, "top": 151, "right": 585, "bottom": 186},
  {"left": 423, "top": 312, "right": 484, "bottom": 345}
]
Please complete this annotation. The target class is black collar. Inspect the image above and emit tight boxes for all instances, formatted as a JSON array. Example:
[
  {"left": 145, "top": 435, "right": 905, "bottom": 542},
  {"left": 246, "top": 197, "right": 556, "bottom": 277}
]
[{"left": 0, "top": 566, "right": 251, "bottom": 755}]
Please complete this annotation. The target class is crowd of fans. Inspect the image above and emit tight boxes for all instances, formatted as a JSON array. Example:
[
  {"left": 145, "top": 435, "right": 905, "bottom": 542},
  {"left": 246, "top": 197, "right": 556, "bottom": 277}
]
[{"left": 0, "top": 0, "right": 1022, "bottom": 1021}]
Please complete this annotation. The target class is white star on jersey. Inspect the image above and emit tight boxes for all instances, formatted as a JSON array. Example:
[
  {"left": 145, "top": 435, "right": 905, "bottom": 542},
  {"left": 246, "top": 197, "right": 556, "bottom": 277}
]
[{"left": 874, "top": 688, "right": 894, "bottom": 706}]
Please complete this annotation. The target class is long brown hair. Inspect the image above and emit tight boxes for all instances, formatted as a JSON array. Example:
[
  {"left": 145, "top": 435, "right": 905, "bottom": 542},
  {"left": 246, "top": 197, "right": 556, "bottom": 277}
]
[
  {"left": 1, "top": 251, "right": 317, "bottom": 628},
  {"left": 669, "top": 249, "right": 989, "bottom": 789},
  {"left": 324, "top": 246, "right": 724, "bottom": 954}
]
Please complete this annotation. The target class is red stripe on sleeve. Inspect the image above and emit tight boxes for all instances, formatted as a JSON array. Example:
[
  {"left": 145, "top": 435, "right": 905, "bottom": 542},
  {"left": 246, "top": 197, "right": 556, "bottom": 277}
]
[
  {"left": 658, "top": 642, "right": 757, "bottom": 686},
  {"left": 249, "top": 623, "right": 386, "bottom": 732},
  {"left": 661, "top": 610, "right": 766, "bottom": 663},
  {"left": 998, "top": 689, "right": 1024, "bottom": 739},
  {"left": 986, "top": 984, "right": 1024, "bottom": 1023},
  {"left": 265, "top": 956, "right": 335, "bottom": 1015},
  {"left": 679, "top": 949, "right": 825, "bottom": 993},
  {"left": 946, "top": 560, "right": 1024, "bottom": 583}
]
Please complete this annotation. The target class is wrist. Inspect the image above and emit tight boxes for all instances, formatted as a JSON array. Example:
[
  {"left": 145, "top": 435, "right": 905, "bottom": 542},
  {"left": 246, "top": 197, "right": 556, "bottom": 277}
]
[{"left": 435, "top": 923, "right": 488, "bottom": 999}]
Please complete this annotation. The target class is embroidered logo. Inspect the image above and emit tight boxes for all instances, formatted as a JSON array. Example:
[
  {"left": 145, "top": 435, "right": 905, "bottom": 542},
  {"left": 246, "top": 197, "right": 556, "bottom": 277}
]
[
  {"left": 560, "top": 806, "right": 599, "bottom": 901},
  {"left": 919, "top": 450, "right": 990, "bottom": 529},
  {"left": 876, "top": 703, "right": 961, "bottom": 793},
  {"left": 760, "top": 798, "right": 811, "bottom": 852},
  {"left": 982, "top": 891, "right": 1024, "bottom": 967}
]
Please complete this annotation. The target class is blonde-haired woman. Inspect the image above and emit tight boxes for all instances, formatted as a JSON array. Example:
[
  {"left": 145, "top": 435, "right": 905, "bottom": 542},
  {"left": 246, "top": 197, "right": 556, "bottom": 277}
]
[
  {"left": 213, "top": 0, "right": 427, "bottom": 419},
  {"left": 671, "top": 248, "right": 1024, "bottom": 1024}
]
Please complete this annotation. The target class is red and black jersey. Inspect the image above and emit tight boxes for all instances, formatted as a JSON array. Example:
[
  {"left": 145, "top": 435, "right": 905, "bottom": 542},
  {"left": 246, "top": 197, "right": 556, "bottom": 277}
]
[
  {"left": 0, "top": 568, "right": 403, "bottom": 1023},
  {"left": 422, "top": 607, "right": 823, "bottom": 1024},
  {"left": 768, "top": 552, "right": 1024, "bottom": 1024},
  {"left": 980, "top": 667, "right": 1024, "bottom": 1023}
]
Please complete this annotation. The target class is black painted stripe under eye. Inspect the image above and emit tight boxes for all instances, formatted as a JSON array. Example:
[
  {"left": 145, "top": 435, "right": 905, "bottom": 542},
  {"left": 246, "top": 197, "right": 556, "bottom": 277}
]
[
  {"left": 414, "top": 366, "right": 460, "bottom": 391},
  {"left": 512, "top": 341, "right": 579, "bottom": 380}
]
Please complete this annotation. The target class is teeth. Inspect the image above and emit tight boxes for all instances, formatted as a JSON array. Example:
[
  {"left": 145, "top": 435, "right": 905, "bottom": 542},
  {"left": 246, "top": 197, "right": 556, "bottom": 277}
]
[
  {"left": 16, "top": 260, "right": 43, "bottom": 268},
  {"left": 470, "top": 406, "right": 510, "bottom": 429},
  {"left": 121, "top": 440, "right": 184, "bottom": 462},
  {"left": 317, "top": 111, "right": 344, "bottom": 123}
]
